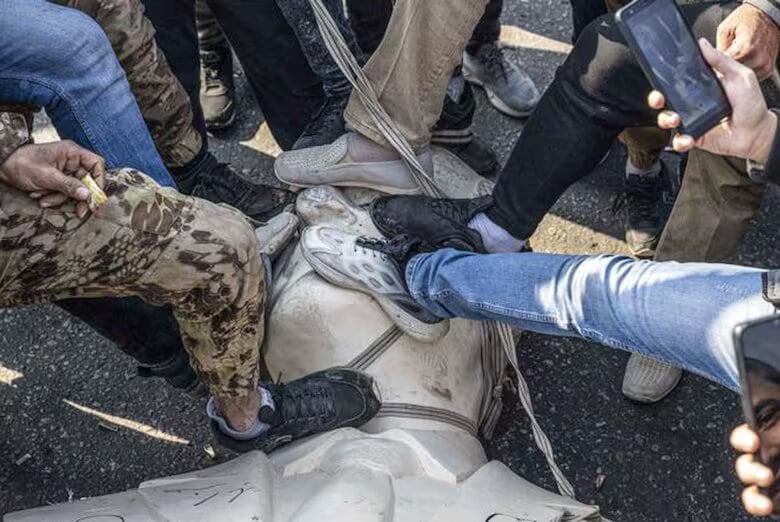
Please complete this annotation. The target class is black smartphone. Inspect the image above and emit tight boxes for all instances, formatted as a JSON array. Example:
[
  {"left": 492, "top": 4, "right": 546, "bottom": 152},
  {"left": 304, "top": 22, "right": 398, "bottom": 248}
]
[
  {"left": 615, "top": 0, "right": 731, "bottom": 138},
  {"left": 735, "top": 315, "right": 780, "bottom": 517}
]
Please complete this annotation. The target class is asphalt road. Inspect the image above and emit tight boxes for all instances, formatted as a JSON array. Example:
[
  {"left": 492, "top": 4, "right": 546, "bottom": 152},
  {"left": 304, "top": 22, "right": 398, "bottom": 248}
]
[{"left": 2, "top": 1, "right": 780, "bottom": 520}]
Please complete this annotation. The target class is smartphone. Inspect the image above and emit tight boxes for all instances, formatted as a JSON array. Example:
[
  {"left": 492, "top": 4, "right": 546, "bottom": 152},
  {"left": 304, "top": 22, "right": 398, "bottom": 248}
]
[
  {"left": 615, "top": 0, "right": 731, "bottom": 138},
  {"left": 735, "top": 315, "right": 780, "bottom": 516}
]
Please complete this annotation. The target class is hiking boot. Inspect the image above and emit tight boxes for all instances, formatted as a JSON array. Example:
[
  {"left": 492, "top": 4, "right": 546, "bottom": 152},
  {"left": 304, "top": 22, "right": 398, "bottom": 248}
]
[
  {"left": 190, "top": 161, "right": 296, "bottom": 223},
  {"left": 210, "top": 368, "right": 381, "bottom": 454},
  {"left": 275, "top": 132, "right": 432, "bottom": 195},
  {"left": 463, "top": 42, "right": 540, "bottom": 118},
  {"left": 369, "top": 194, "right": 493, "bottom": 252},
  {"left": 293, "top": 94, "right": 349, "bottom": 151},
  {"left": 301, "top": 225, "right": 449, "bottom": 343},
  {"left": 199, "top": 44, "right": 236, "bottom": 131},
  {"left": 622, "top": 353, "right": 683, "bottom": 404},
  {"left": 613, "top": 166, "right": 663, "bottom": 258}
]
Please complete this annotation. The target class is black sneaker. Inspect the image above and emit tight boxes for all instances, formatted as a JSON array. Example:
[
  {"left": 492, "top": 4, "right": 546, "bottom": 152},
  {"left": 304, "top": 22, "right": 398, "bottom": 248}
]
[
  {"left": 369, "top": 195, "right": 493, "bottom": 252},
  {"left": 212, "top": 368, "right": 381, "bottom": 454},
  {"left": 292, "top": 93, "right": 349, "bottom": 150},
  {"left": 613, "top": 169, "right": 663, "bottom": 258},
  {"left": 137, "top": 350, "right": 206, "bottom": 397},
  {"left": 191, "top": 161, "right": 296, "bottom": 223},
  {"left": 200, "top": 44, "right": 236, "bottom": 131}
]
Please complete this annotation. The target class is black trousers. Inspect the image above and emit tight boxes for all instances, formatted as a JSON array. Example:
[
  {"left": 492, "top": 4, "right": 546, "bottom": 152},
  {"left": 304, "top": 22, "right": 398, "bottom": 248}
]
[
  {"left": 486, "top": 2, "right": 738, "bottom": 239},
  {"left": 141, "top": 0, "right": 323, "bottom": 151}
]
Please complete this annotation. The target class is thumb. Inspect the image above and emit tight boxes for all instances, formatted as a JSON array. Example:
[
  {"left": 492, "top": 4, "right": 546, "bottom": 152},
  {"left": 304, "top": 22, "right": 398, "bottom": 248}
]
[
  {"left": 44, "top": 168, "right": 90, "bottom": 201},
  {"left": 699, "top": 38, "right": 744, "bottom": 78}
]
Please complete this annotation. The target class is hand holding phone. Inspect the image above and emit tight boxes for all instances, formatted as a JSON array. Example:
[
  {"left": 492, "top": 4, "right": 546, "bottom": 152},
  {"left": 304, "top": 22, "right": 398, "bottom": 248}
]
[
  {"left": 649, "top": 39, "right": 777, "bottom": 164},
  {"left": 616, "top": 0, "right": 732, "bottom": 138},
  {"left": 734, "top": 315, "right": 780, "bottom": 517}
]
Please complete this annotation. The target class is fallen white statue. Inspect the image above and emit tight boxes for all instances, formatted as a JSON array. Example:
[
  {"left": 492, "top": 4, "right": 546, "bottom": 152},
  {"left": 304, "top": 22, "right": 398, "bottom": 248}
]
[{"left": 6, "top": 149, "right": 607, "bottom": 522}]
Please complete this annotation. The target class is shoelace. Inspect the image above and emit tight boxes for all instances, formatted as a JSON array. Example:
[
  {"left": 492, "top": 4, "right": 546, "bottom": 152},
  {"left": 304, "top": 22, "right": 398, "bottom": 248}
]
[
  {"left": 278, "top": 381, "right": 336, "bottom": 423},
  {"left": 479, "top": 44, "right": 509, "bottom": 82},
  {"left": 201, "top": 50, "right": 225, "bottom": 89},
  {"left": 356, "top": 235, "right": 421, "bottom": 264}
]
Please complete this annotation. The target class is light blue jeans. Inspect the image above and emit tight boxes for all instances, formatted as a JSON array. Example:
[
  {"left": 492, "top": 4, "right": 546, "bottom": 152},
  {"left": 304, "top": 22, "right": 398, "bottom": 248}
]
[
  {"left": 407, "top": 249, "right": 777, "bottom": 391},
  {"left": 0, "top": 0, "right": 174, "bottom": 187}
]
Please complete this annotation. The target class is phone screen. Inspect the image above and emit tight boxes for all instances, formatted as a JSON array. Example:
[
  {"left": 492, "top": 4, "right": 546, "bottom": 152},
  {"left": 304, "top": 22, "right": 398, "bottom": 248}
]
[
  {"left": 619, "top": 0, "right": 730, "bottom": 137},
  {"left": 739, "top": 316, "right": 780, "bottom": 512}
]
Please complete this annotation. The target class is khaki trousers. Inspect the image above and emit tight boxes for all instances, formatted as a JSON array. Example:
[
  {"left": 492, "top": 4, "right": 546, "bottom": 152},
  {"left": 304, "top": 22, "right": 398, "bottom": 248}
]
[{"left": 344, "top": 0, "right": 490, "bottom": 151}]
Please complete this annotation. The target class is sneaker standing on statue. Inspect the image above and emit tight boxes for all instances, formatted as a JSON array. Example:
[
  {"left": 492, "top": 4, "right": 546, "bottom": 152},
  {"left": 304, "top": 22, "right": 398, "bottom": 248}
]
[{"left": 462, "top": 0, "right": 540, "bottom": 118}]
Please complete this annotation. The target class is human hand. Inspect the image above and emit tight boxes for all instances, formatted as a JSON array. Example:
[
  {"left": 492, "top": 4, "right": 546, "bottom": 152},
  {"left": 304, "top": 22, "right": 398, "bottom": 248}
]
[
  {"left": 0, "top": 140, "right": 106, "bottom": 218},
  {"left": 717, "top": 3, "right": 780, "bottom": 81},
  {"left": 731, "top": 423, "right": 776, "bottom": 517},
  {"left": 649, "top": 39, "right": 777, "bottom": 163}
]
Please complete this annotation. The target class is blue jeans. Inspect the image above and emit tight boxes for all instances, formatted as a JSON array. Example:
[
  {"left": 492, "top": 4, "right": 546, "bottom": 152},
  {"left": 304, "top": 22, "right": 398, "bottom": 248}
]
[
  {"left": 0, "top": 0, "right": 174, "bottom": 187},
  {"left": 407, "top": 249, "right": 777, "bottom": 391}
]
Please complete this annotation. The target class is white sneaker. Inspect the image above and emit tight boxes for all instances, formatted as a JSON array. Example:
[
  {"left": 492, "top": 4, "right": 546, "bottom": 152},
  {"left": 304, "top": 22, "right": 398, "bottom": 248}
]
[
  {"left": 275, "top": 132, "right": 431, "bottom": 195},
  {"left": 622, "top": 353, "right": 683, "bottom": 403},
  {"left": 296, "top": 185, "right": 382, "bottom": 237},
  {"left": 300, "top": 225, "right": 449, "bottom": 343}
]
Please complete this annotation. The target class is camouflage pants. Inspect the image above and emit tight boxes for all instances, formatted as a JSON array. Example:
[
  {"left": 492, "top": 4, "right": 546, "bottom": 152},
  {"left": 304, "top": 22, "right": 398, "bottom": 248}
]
[{"left": 0, "top": 169, "right": 264, "bottom": 400}]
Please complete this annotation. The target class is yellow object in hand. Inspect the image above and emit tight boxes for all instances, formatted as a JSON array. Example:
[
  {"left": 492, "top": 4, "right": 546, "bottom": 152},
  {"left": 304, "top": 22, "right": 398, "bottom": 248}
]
[{"left": 81, "top": 173, "right": 107, "bottom": 212}]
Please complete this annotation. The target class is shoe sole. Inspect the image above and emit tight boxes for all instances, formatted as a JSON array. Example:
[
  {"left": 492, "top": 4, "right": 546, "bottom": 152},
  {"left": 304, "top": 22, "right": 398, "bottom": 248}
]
[
  {"left": 301, "top": 243, "right": 449, "bottom": 344},
  {"left": 463, "top": 73, "right": 534, "bottom": 119},
  {"left": 274, "top": 161, "right": 423, "bottom": 196},
  {"left": 205, "top": 107, "right": 237, "bottom": 131}
]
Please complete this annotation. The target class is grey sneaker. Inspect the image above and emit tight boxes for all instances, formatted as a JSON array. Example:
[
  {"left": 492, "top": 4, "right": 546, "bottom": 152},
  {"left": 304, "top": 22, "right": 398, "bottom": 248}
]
[
  {"left": 211, "top": 368, "right": 381, "bottom": 454},
  {"left": 463, "top": 43, "right": 540, "bottom": 118},
  {"left": 199, "top": 44, "right": 236, "bottom": 131},
  {"left": 296, "top": 185, "right": 381, "bottom": 237},
  {"left": 275, "top": 132, "right": 431, "bottom": 195},
  {"left": 622, "top": 353, "right": 683, "bottom": 403},
  {"left": 300, "top": 225, "right": 449, "bottom": 343}
]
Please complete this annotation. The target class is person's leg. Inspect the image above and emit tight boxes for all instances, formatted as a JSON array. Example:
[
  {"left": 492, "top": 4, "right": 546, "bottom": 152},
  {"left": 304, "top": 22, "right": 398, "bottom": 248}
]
[
  {"left": 196, "top": 0, "right": 236, "bottom": 131},
  {"left": 569, "top": 0, "right": 607, "bottom": 43},
  {"left": 463, "top": 0, "right": 540, "bottom": 118},
  {"left": 140, "top": 0, "right": 207, "bottom": 141},
  {"left": 273, "top": 0, "right": 363, "bottom": 150},
  {"left": 343, "top": 0, "right": 490, "bottom": 151},
  {"left": 0, "top": 168, "right": 264, "bottom": 433},
  {"left": 655, "top": 151, "right": 766, "bottom": 263},
  {"left": 485, "top": 2, "right": 737, "bottom": 241},
  {"left": 345, "top": 0, "right": 392, "bottom": 57},
  {"left": 0, "top": 0, "right": 174, "bottom": 186},
  {"left": 407, "top": 249, "right": 774, "bottom": 391},
  {"left": 206, "top": 0, "right": 323, "bottom": 151}
]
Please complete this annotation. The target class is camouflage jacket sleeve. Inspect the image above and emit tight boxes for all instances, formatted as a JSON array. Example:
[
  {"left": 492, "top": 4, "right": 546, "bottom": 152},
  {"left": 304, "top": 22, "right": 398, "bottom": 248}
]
[
  {"left": 50, "top": 0, "right": 202, "bottom": 168},
  {"left": 0, "top": 109, "right": 33, "bottom": 168},
  {"left": 744, "top": 0, "right": 780, "bottom": 27}
]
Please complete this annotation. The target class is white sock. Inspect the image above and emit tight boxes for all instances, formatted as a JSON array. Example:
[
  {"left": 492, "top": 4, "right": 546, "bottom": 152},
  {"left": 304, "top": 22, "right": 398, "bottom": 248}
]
[
  {"left": 626, "top": 158, "right": 661, "bottom": 179},
  {"left": 468, "top": 212, "right": 526, "bottom": 253},
  {"left": 206, "top": 386, "right": 274, "bottom": 441}
]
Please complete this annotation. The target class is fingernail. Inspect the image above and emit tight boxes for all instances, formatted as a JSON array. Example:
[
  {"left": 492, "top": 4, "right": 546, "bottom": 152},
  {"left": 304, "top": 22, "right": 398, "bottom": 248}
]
[{"left": 75, "top": 187, "right": 89, "bottom": 200}]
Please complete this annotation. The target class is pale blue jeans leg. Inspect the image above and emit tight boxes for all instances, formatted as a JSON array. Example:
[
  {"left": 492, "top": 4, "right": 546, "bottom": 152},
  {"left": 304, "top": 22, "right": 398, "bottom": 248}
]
[
  {"left": 406, "top": 249, "right": 777, "bottom": 391},
  {"left": 0, "top": 0, "right": 174, "bottom": 186}
]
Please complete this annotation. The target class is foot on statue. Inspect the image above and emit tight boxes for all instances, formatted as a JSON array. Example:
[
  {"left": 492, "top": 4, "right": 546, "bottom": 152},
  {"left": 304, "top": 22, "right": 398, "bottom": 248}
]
[
  {"left": 300, "top": 225, "right": 449, "bottom": 343},
  {"left": 275, "top": 132, "right": 432, "bottom": 195},
  {"left": 210, "top": 368, "right": 381, "bottom": 454},
  {"left": 293, "top": 93, "right": 350, "bottom": 151},
  {"left": 369, "top": 194, "right": 493, "bottom": 252}
]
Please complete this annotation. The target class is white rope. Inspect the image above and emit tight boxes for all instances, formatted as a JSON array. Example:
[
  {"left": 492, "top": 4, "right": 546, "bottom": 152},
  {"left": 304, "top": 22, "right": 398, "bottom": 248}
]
[{"left": 309, "top": 0, "right": 575, "bottom": 498}]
